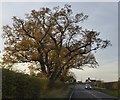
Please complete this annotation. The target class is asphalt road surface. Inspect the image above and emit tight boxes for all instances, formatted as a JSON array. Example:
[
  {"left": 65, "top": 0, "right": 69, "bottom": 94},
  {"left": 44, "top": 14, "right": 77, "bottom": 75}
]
[{"left": 70, "top": 84, "right": 119, "bottom": 100}]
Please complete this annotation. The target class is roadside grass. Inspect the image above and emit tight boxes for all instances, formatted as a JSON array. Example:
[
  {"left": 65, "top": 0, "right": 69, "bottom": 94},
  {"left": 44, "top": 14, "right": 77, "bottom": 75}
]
[
  {"left": 94, "top": 87, "right": 119, "bottom": 97},
  {"left": 41, "top": 83, "right": 74, "bottom": 98}
]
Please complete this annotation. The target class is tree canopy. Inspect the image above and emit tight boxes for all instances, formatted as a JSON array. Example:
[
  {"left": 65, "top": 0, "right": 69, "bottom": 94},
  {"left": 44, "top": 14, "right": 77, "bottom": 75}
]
[{"left": 2, "top": 4, "right": 111, "bottom": 81}]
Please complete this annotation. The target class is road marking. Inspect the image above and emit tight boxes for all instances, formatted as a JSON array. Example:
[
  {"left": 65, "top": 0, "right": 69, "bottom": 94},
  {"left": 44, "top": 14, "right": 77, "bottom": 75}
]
[
  {"left": 69, "top": 90, "right": 74, "bottom": 100},
  {"left": 69, "top": 85, "right": 75, "bottom": 100},
  {"left": 86, "top": 90, "right": 102, "bottom": 100}
]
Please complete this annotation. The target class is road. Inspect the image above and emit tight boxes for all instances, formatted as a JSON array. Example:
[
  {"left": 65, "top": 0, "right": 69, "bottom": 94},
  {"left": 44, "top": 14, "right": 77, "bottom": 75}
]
[{"left": 70, "top": 84, "right": 119, "bottom": 100}]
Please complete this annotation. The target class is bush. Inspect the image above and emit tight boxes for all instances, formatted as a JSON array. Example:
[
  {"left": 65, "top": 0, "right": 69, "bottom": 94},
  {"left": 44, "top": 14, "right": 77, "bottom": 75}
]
[
  {"left": 2, "top": 68, "right": 42, "bottom": 98},
  {"left": 2, "top": 68, "right": 73, "bottom": 99}
]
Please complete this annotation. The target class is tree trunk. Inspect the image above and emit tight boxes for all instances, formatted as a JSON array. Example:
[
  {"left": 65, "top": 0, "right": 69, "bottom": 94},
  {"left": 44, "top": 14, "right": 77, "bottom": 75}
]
[
  {"left": 49, "top": 68, "right": 58, "bottom": 80},
  {"left": 39, "top": 60, "right": 47, "bottom": 74}
]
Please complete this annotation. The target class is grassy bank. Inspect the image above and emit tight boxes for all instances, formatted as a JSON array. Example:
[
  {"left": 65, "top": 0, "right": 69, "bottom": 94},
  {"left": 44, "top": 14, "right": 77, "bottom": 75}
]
[
  {"left": 94, "top": 87, "right": 119, "bottom": 97},
  {"left": 41, "top": 84, "right": 74, "bottom": 98},
  {"left": 2, "top": 68, "right": 74, "bottom": 99}
]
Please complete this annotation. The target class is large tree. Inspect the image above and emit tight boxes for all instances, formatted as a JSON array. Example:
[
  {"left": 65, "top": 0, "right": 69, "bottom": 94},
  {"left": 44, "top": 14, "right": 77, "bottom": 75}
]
[{"left": 2, "top": 4, "right": 111, "bottom": 81}]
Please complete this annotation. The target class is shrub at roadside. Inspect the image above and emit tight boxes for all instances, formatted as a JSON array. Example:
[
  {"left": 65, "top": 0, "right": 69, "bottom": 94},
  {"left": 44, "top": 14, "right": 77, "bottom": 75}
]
[
  {"left": 2, "top": 68, "right": 73, "bottom": 99},
  {"left": 2, "top": 68, "right": 42, "bottom": 98}
]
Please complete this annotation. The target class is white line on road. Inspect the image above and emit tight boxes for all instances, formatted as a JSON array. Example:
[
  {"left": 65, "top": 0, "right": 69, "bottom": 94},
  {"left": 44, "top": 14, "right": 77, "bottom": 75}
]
[
  {"left": 86, "top": 90, "right": 102, "bottom": 100},
  {"left": 69, "top": 85, "right": 75, "bottom": 100}
]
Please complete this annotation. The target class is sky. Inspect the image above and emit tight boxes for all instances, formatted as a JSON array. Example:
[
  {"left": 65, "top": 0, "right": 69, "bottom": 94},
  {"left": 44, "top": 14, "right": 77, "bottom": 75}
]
[
  {"left": 0, "top": 0, "right": 119, "bottom": 2},
  {"left": 0, "top": 1, "right": 118, "bottom": 82}
]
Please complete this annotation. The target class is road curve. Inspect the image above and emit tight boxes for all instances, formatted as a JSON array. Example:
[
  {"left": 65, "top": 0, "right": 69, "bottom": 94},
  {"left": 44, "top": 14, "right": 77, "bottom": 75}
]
[{"left": 69, "top": 84, "right": 119, "bottom": 100}]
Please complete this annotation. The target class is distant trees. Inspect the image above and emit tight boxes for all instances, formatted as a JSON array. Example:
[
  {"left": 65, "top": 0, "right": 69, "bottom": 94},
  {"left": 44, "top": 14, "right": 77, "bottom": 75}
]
[{"left": 2, "top": 4, "right": 111, "bottom": 82}]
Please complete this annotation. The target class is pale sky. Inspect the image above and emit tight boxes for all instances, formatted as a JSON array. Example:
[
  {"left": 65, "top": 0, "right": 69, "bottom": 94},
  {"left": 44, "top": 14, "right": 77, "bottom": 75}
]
[
  {"left": 1, "top": 0, "right": 119, "bottom": 2},
  {"left": 0, "top": 2, "right": 118, "bottom": 82}
]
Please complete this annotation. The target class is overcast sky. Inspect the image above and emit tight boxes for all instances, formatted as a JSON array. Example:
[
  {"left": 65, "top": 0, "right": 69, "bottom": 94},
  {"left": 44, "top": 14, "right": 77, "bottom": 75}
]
[
  {"left": 0, "top": 2, "right": 118, "bottom": 82},
  {"left": 1, "top": 0, "right": 119, "bottom": 2}
]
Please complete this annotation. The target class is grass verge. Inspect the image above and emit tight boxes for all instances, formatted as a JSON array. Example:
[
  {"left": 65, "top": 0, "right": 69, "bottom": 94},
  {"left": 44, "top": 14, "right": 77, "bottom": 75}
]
[
  {"left": 94, "top": 87, "right": 119, "bottom": 97},
  {"left": 41, "top": 83, "right": 74, "bottom": 98}
]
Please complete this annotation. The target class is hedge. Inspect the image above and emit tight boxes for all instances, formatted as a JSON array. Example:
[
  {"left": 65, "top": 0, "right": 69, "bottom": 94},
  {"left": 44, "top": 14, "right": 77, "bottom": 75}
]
[{"left": 2, "top": 68, "right": 48, "bottom": 99}]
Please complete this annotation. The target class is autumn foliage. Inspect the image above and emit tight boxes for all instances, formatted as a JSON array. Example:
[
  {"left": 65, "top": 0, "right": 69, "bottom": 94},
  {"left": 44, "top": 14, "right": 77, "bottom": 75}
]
[{"left": 2, "top": 4, "right": 111, "bottom": 81}]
